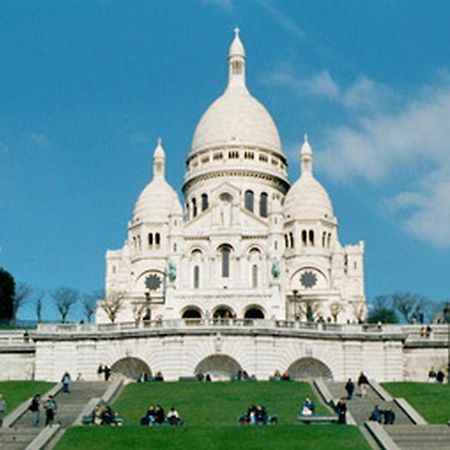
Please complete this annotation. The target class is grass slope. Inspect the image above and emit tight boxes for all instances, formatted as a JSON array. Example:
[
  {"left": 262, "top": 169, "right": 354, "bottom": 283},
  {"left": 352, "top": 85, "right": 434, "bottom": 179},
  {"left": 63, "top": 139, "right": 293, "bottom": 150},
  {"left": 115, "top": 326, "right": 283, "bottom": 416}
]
[
  {"left": 58, "top": 424, "right": 371, "bottom": 450},
  {"left": 113, "top": 381, "right": 328, "bottom": 426},
  {"left": 0, "top": 381, "right": 54, "bottom": 414},
  {"left": 382, "top": 382, "right": 450, "bottom": 424},
  {"left": 56, "top": 381, "right": 371, "bottom": 450}
]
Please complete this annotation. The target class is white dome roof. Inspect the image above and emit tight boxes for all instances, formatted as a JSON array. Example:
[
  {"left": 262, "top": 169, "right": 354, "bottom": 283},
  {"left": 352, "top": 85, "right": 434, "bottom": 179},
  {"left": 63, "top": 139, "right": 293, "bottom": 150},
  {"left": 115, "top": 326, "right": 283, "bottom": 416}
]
[
  {"left": 283, "top": 173, "right": 334, "bottom": 220},
  {"left": 191, "top": 85, "right": 282, "bottom": 154},
  {"left": 133, "top": 139, "right": 182, "bottom": 222},
  {"left": 134, "top": 179, "right": 182, "bottom": 222},
  {"left": 190, "top": 30, "right": 282, "bottom": 156},
  {"left": 283, "top": 136, "right": 334, "bottom": 220}
]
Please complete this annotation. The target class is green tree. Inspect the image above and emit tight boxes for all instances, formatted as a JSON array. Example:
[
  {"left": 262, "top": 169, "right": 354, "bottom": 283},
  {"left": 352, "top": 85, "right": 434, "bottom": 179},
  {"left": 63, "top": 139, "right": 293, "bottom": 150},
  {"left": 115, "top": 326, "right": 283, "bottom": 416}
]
[{"left": 0, "top": 268, "right": 15, "bottom": 322}]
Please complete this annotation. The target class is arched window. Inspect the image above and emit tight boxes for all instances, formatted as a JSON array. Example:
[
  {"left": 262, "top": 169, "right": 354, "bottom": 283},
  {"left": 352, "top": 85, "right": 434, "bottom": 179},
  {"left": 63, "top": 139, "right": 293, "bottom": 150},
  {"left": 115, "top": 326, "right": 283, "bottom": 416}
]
[
  {"left": 327, "top": 233, "right": 331, "bottom": 248},
  {"left": 220, "top": 245, "right": 231, "bottom": 278},
  {"left": 148, "top": 233, "right": 153, "bottom": 247},
  {"left": 259, "top": 192, "right": 268, "bottom": 217},
  {"left": 289, "top": 232, "right": 294, "bottom": 248},
  {"left": 192, "top": 198, "right": 198, "bottom": 218},
  {"left": 201, "top": 193, "right": 209, "bottom": 211},
  {"left": 284, "top": 234, "right": 289, "bottom": 248},
  {"left": 302, "top": 230, "right": 307, "bottom": 246},
  {"left": 322, "top": 232, "right": 326, "bottom": 247},
  {"left": 194, "top": 265, "right": 200, "bottom": 289},
  {"left": 309, "top": 230, "right": 314, "bottom": 246},
  {"left": 155, "top": 233, "right": 161, "bottom": 248},
  {"left": 244, "top": 190, "right": 254, "bottom": 212},
  {"left": 252, "top": 264, "right": 258, "bottom": 288}
]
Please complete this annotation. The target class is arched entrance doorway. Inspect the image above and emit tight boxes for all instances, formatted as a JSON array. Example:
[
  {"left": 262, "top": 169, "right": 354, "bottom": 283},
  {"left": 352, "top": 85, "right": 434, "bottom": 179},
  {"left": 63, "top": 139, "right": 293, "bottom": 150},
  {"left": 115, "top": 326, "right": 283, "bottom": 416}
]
[
  {"left": 195, "top": 354, "right": 242, "bottom": 380},
  {"left": 287, "top": 357, "right": 333, "bottom": 380},
  {"left": 244, "top": 306, "right": 265, "bottom": 319},
  {"left": 110, "top": 357, "right": 151, "bottom": 381}
]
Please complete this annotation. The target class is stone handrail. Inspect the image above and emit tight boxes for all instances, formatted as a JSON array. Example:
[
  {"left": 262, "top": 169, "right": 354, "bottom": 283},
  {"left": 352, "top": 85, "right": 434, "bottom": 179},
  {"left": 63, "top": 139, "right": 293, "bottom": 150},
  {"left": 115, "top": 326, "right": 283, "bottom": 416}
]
[
  {"left": 364, "top": 421, "right": 400, "bottom": 450},
  {"left": 36, "top": 319, "right": 425, "bottom": 335},
  {"left": 24, "top": 424, "right": 61, "bottom": 450}
]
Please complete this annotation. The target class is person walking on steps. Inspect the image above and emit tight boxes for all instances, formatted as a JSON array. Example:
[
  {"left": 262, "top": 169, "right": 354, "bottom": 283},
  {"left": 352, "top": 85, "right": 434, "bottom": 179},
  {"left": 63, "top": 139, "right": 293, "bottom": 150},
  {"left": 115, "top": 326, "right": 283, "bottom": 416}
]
[
  {"left": 62, "top": 372, "right": 71, "bottom": 393},
  {"left": 345, "top": 378, "right": 355, "bottom": 400}
]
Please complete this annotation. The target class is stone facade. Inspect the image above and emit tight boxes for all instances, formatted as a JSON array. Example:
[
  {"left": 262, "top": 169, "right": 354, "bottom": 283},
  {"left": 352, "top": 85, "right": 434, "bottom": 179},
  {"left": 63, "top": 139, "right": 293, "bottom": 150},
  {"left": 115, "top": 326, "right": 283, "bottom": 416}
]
[{"left": 98, "top": 30, "right": 366, "bottom": 326}]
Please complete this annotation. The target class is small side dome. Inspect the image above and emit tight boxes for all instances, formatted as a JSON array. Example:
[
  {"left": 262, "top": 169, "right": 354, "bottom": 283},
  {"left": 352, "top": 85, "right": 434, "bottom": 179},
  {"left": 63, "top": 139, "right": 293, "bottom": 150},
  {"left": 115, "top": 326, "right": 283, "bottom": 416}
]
[
  {"left": 283, "top": 135, "right": 334, "bottom": 220},
  {"left": 133, "top": 138, "right": 182, "bottom": 223},
  {"left": 283, "top": 175, "right": 334, "bottom": 220}
]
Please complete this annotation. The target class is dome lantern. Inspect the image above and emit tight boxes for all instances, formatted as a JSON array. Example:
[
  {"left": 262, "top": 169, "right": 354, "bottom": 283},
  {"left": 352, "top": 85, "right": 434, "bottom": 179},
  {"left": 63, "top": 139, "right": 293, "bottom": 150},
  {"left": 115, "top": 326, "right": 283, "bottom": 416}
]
[{"left": 228, "top": 27, "right": 246, "bottom": 88}]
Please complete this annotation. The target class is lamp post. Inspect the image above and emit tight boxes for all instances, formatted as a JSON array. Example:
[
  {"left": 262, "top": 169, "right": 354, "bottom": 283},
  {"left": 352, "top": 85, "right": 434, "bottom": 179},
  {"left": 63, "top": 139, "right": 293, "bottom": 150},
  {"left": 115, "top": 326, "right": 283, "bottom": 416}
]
[{"left": 444, "top": 302, "right": 450, "bottom": 384}]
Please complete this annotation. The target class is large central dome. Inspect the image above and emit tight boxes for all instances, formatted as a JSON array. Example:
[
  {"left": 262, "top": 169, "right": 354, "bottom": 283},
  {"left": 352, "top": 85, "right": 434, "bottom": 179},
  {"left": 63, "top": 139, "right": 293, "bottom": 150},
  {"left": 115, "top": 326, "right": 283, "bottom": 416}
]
[{"left": 190, "top": 29, "right": 283, "bottom": 156}]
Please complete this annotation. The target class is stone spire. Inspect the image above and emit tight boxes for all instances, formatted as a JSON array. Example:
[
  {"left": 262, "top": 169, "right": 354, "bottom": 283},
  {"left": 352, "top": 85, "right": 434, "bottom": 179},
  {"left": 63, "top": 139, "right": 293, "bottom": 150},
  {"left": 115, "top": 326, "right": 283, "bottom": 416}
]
[
  {"left": 228, "top": 27, "right": 246, "bottom": 87},
  {"left": 153, "top": 137, "right": 165, "bottom": 178},
  {"left": 300, "top": 133, "right": 313, "bottom": 175}
]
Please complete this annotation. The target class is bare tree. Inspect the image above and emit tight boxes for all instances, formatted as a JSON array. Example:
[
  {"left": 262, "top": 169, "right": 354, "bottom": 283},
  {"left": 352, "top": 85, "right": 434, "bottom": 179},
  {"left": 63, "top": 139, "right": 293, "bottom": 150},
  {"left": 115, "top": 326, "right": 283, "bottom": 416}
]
[
  {"left": 51, "top": 287, "right": 79, "bottom": 323},
  {"left": 13, "top": 283, "right": 32, "bottom": 320},
  {"left": 391, "top": 292, "right": 429, "bottom": 323},
  {"left": 101, "top": 291, "right": 124, "bottom": 323},
  {"left": 82, "top": 290, "right": 103, "bottom": 323}
]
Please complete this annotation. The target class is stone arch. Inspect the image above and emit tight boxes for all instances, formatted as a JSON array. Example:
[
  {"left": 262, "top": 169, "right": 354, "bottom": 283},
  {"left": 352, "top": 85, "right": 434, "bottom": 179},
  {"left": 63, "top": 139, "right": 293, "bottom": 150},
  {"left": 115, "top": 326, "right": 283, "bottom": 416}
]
[
  {"left": 243, "top": 305, "right": 265, "bottom": 319},
  {"left": 287, "top": 357, "right": 333, "bottom": 380},
  {"left": 195, "top": 354, "right": 242, "bottom": 380},
  {"left": 213, "top": 305, "right": 235, "bottom": 318},
  {"left": 181, "top": 305, "right": 203, "bottom": 319},
  {"left": 110, "top": 357, "right": 151, "bottom": 381}
]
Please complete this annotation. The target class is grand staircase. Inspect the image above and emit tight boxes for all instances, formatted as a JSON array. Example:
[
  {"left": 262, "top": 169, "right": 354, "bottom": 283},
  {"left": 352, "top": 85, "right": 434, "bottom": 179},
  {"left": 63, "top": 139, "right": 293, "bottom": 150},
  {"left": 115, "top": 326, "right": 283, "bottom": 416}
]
[
  {"left": 325, "top": 381, "right": 412, "bottom": 425},
  {"left": 0, "top": 381, "right": 110, "bottom": 450},
  {"left": 325, "top": 380, "right": 450, "bottom": 450}
]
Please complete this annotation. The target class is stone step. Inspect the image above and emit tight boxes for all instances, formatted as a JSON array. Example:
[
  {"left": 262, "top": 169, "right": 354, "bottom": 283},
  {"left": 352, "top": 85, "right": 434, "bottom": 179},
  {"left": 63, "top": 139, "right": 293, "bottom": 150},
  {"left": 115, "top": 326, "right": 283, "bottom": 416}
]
[
  {"left": 386, "top": 425, "right": 450, "bottom": 450},
  {"left": 0, "top": 427, "right": 41, "bottom": 450}
]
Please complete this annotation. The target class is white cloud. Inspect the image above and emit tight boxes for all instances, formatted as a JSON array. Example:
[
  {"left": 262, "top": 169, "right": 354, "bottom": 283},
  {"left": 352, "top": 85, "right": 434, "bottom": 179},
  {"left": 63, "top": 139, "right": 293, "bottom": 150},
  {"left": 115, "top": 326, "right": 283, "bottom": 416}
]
[
  {"left": 202, "top": 0, "right": 234, "bottom": 11},
  {"left": 255, "top": 0, "right": 304, "bottom": 39},
  {"left": 29, "top": 132, "right": 51, "bottom": 147},
  {"left": 318, "top": 75, "right": 450, "bottom": 247},
  {"left": 262, "top": 65, "right": 393, "bottom": 112}
]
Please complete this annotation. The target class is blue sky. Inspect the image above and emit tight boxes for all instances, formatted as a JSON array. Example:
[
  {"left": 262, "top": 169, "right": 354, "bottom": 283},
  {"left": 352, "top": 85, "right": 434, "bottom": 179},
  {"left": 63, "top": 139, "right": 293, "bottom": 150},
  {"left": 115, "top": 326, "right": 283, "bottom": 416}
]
[{"left": 1, "top": 0, "right": 449, "bottom": 321}]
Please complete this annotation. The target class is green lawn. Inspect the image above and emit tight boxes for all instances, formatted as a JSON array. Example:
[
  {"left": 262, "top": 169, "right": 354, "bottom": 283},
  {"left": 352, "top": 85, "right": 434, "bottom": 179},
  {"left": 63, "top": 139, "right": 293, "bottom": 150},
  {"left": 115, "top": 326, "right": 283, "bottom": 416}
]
[
  {"left": 113, "top": 381, "right": 329, "bottom": 426},
  {"left": 382, "top": 382, "right": 450, "bottom": 424},
  {"left": 56, "top": 381, "right": 372, "bottom": 450},
  {"left": 58, "top": 424, "right": 371, "bottom": 450},
  {"left": 0, "top": 381, "right": 54, "bottom": 414}
]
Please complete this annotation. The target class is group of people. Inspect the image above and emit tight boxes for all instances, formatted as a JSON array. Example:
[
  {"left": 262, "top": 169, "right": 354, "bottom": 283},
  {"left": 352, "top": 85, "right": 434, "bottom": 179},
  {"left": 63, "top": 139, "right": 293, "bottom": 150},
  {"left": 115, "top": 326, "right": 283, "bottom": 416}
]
[
  {"left": 239, "top": 404, "right": 277, "bottom": 425},
  {"left": 345, "top": 372, "right": 370, "bottom": 399},
  {"left": 428, "top": 367, "right": 446, "bottom": 383},
  {"left": 97, "top": 364, "right": 112, "bottom": 381},
  {"left": 140, "top": 405, "right": 182, "bottom": 426},
  {"left": 272, "top": 369, "right": 291, "bottom": 381},
  {"left": 28, "top": 394, "right": 58, "bottom": 426},
  {"left": 92, "top": 404, "right": 122, "bottom": 426},
  {"left": 369, "top": 405, "right": 396, "bottom": 424}
]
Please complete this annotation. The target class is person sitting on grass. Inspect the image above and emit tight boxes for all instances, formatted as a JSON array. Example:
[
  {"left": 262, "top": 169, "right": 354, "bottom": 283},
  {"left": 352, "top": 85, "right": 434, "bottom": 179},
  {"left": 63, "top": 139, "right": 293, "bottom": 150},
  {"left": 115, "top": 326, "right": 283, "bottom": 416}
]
[
  {"left": 154, "top": 371, "right": 164, "bottom": 382},
  {"left": 301, "top": 397, "right": 315, "bottom": 416},
  {"left": 100, "top": 405, "right": 122, "bottom": 426},
  {"left": 255, "top": 405, "right": 268, "bottom": 425},
  {"left": 140, "top": 405, "right": 156, "bottom": 425},
  {"left": 93, "top": 404, "right": 103, "bottom": 425},
  {"left": 167, "top": 407, "right": 181, "bottom": 426},
  {"left": 154, "top": 404, "right": 165, "bottom": 424},
  {"left": 335, "top": 399, "right": 347, "bottom": 424}
]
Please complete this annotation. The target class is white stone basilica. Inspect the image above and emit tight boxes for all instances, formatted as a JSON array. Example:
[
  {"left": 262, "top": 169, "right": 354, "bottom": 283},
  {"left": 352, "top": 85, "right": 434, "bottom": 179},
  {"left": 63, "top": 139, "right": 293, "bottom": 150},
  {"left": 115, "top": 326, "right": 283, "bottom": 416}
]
[{"left": 97, "top": 30, "right": 366, "bottom": 325}]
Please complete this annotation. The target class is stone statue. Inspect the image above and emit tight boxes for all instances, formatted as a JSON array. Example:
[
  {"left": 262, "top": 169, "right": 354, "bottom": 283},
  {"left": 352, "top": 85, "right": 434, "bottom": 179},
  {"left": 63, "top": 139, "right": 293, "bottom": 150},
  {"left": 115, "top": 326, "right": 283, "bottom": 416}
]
[
  {"left": 271, "top": 257, "right": 280, "bottom": 279},
  {"left": 167, "top": 261, "right": 177, "bottom": 282}
]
